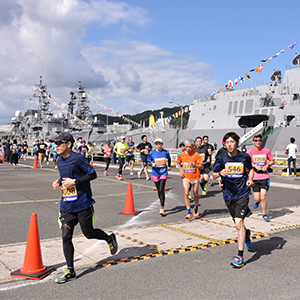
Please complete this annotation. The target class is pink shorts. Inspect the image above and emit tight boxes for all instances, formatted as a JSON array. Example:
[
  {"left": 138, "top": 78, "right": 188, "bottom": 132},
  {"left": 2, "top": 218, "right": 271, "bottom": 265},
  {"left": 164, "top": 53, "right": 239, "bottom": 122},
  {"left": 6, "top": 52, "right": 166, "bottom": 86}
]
[{"left": 151, "top": 175, "right": 168, "bottom": 182}]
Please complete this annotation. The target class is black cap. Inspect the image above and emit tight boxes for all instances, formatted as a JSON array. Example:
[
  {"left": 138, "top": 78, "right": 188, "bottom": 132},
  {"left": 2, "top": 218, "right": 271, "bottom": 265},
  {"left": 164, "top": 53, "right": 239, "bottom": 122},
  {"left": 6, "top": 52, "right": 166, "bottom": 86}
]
[
  {"left": 179, "top": 141, "right": 185, "bottom": 147},
  {"left": 50, "top": 132, "right": 75, "bottom": 144}
]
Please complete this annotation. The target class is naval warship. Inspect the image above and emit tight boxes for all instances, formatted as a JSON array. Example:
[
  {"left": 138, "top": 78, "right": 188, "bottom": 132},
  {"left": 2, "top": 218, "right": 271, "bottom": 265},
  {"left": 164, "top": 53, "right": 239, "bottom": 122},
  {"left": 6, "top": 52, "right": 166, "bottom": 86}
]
[{"left": 6, "top": 54, "right": 300, "bottom": 151}]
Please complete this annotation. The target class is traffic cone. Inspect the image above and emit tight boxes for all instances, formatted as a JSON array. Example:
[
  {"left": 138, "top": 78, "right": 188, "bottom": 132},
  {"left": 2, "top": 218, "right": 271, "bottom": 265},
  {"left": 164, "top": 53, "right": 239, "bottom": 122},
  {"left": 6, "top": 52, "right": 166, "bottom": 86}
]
[
  {"left": 90, "top": 160, "right": 94, "bottom": 167},
  {"left": 119, "top": 183, "right": 138, "bottom": 216},
  {"left": 32, "top": 156, "right": 38, "bottom": 169},
  {"left": 11, "top": 213, "right": 55, "bottom": 280},
  {"left": 1, "top": 152, "right": 5, "bottom": 162}
]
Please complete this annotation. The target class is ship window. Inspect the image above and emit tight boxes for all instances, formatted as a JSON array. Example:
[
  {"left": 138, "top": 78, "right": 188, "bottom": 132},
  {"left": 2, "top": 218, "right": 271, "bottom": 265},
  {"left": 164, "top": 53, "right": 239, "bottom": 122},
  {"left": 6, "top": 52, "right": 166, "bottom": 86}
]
[
  {"left": 233, "top": 101, "right": 238, "bottom": 114},
  {"left": 261, "top": 109, "right": 268, "bottom": 115},
  {"left": 254, "top": 109, "right": 259, "bottom": 114},
  {"left": 245, "top": 99, "right": 254, "bottom": 113},
  {"left": 228, "top": 102, "right": 233, "bottom": 115},
  {"left": 270, "top": 108, "right": 274, "bottom": 114},
  {"left": 213, "top": 105, "right": 217, "bottom": 110},
  {"left": 239, "top": 101, "right": 244, "bottom": 114}
]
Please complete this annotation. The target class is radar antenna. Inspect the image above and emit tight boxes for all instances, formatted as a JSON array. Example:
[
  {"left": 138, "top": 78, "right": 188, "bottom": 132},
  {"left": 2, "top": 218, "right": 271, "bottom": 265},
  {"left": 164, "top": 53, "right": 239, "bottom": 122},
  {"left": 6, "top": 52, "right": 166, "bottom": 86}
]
[
  {"left": 270, "top": 69, "right": 282, "bottom": 85},
  {"left": 292, "top": 52, "right": 300, "bottom": 68}
]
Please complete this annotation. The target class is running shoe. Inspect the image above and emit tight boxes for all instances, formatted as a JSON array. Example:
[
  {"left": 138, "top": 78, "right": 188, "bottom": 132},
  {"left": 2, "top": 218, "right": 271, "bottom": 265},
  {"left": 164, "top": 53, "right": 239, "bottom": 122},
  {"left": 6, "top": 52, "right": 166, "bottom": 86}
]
[
  {"left": 231, "top": 255, "right": 244, "bottom": 268},
  {"left": 160, "top": 208, "right": 165, "bottom": 216},
  {"left": 137, "top": 172, "right": 141, "bottom": 179},
  {"left": 55, "top": 165, "right": 57, "bottom": 169},
  {"left": 108, "top": 233, "right": 118, "bottom": 255},
  {"left": 194, "top": 208, "right": 200, "bottom": 218},
  {"left": 55, "top": 269, "right": 77, "bottom": 284},
  {"left": 202, "top": 186, "right": 207, "bottom": 196},
  {"left": 263, "top": 214, "right": 270, "bottom": 222},
  {"left": 146, "top": 176, "right": 150, "bottom": 181},
  {"left": 130, "top": 172, "right": 134, "bottom": 175},
  {"left": 104, "top": 171, "right": 108, "bottom": 176},
  {"left": 245, "top": 229, "right": 251, "bottom": 250},
  {"left": 185, "top": 213, "right": 193, "bottom": 219},
  {"left": 116, "top": 174, "right": 121, "bottom": 180},
  {"left": 253, "top": 201, "right": 260, "bottom": 209},
  {"left": 119, "top": 175, "right": 123, "bottom": 181}
]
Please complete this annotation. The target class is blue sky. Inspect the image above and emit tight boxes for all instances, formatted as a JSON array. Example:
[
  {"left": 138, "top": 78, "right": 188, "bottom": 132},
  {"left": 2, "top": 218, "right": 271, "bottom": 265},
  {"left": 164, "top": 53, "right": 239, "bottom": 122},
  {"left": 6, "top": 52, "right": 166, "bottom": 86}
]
[{"left": 0, "top": 0, "right": 299, "bottom": 123}]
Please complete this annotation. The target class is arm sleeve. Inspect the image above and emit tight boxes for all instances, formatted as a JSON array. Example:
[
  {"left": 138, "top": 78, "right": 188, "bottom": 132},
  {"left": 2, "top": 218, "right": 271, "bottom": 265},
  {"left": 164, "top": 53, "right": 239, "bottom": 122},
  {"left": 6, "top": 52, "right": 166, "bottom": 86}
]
[
  {"left": 76, "top": 171, "right": 97, "bottom": 184},
  {"left": 167, "top": 152, "right": 171, "bottom": 166}
]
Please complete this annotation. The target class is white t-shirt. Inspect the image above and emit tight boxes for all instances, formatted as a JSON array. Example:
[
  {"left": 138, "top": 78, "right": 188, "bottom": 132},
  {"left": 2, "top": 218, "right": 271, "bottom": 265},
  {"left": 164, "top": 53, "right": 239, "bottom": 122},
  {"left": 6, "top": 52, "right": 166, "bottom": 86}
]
[{"left": 286, "top": 143, "right": 298, "bottom": 159}]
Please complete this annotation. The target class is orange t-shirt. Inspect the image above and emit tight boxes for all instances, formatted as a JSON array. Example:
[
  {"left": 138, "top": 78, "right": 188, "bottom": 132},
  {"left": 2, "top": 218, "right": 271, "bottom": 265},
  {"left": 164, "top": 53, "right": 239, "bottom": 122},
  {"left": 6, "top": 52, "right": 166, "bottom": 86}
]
[{"left": 177, "top": 150, "right": 203, "bottom": 181}]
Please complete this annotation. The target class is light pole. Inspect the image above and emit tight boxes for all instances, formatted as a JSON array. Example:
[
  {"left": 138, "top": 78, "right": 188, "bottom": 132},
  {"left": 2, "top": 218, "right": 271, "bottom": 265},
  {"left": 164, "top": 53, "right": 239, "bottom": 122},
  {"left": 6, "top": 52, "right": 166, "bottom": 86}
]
[
  {"left": 106, "top": 114, "right": 108, "bottom": 142},
  {"left": 169, "top": 99, "right": 183, "bottom": 142}
]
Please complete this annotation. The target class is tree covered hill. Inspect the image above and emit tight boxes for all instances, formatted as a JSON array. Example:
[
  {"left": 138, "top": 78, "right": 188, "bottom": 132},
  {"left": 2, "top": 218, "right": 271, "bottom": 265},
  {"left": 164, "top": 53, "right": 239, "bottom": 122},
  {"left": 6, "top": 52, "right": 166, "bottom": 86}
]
[{"left": 94, "top": 106, "right": 190, "bottom": 129}]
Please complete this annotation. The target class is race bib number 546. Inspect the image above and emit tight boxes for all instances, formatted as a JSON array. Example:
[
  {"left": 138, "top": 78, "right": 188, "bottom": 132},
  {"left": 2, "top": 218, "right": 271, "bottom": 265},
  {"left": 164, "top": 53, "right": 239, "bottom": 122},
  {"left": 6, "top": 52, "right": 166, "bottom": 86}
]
[{"left": 225, "top": 162, "right": 244, "bottom": 178}]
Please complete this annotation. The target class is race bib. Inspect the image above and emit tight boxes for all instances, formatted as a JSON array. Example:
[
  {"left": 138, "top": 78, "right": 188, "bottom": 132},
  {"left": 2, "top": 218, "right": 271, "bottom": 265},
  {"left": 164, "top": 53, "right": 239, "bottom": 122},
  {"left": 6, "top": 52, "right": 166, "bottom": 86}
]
[
  {"left": 128, "top": 147, "right": 134, "bottom": 152},
  {"left": 155, "top": 158, "right": 166, "bottom": 167},
  {"left": 61, "top": 186, "right": 78, "bottom": 202},
  {"left": 253, "top": 154, "right": 266, "bottom": 166},
  {"left": 208, "top": 149, "right": 212, "bottom": 155},
  {"left": 142, "top": 149, "right": 149, "bottom": 154},
  {"left": 225, "top": 162, "right": 244, "bottom": 178},
  {"left": 200, "top": 153, "right": 205, "bottom": 159},
  {"left": 183, "top": 162, "right": 196, "bottom": 173}
]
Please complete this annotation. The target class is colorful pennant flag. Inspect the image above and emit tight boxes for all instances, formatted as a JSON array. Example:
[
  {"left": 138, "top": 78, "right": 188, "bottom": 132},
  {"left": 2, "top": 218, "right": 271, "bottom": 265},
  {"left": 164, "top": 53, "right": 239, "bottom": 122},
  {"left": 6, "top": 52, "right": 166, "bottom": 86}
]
[{"left": 244, "top": 73, "right": 252, "bottom": 81}]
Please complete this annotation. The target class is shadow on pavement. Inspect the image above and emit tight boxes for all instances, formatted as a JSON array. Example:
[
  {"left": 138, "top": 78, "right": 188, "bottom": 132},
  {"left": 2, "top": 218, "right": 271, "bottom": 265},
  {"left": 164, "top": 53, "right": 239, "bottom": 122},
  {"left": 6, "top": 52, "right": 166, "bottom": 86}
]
[
  {"left": 201, "top": 208, "right": 229, "bottom": 218},
  {"left": 164, "top": 205, "right": 187, "bottom": 216},
  {"left": 269, "top": 208, "right": 294, "bottom": 220},
  {"left": 245, "top": 236, "right": 286, "bottom": 265}
]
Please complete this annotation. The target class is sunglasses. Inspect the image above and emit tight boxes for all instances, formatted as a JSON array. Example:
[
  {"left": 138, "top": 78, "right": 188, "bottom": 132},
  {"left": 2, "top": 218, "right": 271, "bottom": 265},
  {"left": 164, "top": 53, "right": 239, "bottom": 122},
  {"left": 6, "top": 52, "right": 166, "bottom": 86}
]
[
  {"left": 55, "top": 141, "right": 66, "bottom": 146},
  {"left": 253, "top": 139, "right": 262, "bottom": 142}
]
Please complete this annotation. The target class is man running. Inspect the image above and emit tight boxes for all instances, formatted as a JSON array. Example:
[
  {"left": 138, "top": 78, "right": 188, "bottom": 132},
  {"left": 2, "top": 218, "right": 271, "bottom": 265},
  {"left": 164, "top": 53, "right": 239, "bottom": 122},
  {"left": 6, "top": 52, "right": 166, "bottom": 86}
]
[
  {"left": 247, "top": 134, "right": 274, "bottom": 222},
  {"left": 38, "top": 138, "right": 47, "bottom": 168},
  {"left": 124, "top": 136, "right": 135, "bottom": 175},
  {"left": 114, "top": 136, "right": 128, "bottom": 180},
  {"left": 51, "top": 132, "right": 118, "bottom": 283},
  {"left": 212, "top": 132, "right": 254, "bottom": 268},
  {"left": 136, "top": 135, "right": 152, "bottom": 180},
  {"left": 177, "top": 139, "right": 203, "bottom": 219},
  {"left": 147, "top": 138, "right": 171, "bottom": 216},
  {"left": 194, "top": 136, "right": 210, "bottom": 196}
]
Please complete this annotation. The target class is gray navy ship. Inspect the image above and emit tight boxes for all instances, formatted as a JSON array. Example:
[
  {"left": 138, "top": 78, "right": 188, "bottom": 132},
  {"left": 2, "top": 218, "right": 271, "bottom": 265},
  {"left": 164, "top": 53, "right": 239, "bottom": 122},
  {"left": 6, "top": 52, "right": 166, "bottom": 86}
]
[{"left": 6, "top": 54, "right": 300, "bottom": 151}]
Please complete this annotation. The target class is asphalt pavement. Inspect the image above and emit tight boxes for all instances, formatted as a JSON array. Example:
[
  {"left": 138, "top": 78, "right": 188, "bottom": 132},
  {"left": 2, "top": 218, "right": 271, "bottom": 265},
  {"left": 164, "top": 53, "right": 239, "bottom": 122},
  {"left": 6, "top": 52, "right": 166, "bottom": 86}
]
[{"left": 0, "top": 158, "right": 299, "bottom": 299}]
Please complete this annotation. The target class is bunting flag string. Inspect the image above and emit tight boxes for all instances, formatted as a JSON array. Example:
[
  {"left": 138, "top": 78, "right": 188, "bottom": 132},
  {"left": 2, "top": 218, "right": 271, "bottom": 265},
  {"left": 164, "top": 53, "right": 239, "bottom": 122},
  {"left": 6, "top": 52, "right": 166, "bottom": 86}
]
[
  {"left": 86, "top": 93, "right": 141, "bottom": 127},
  {"left": 206, "top": 40, "right": 298, "bottom": 99}
]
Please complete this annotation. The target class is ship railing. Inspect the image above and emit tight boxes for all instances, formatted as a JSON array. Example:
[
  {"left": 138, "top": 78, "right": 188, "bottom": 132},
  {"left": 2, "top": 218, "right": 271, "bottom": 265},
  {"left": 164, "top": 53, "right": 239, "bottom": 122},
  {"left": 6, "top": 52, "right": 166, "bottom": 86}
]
[{"left": 239, "top": 120, "right": 269, "bottom": 145}]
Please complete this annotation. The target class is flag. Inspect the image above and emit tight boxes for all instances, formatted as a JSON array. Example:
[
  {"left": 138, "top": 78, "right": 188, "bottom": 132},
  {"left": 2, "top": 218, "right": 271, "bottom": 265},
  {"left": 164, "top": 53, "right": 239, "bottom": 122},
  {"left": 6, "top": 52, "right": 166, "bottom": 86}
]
[
  {"left": 165, "top": 117, "right": 169, "bottom": 123},
  {"left": 225, "top": 84, "right": 228, "bottom": 90},
  {"left": 288, "top": 41, "right": 297, "bottom": 49},
  {"left": 244, "top": 73, "right": 252, "bottom": 81},
  {"left": 234, "top": 78, "right": 238, "bottom": 85},
  {"left": 261, "top": 59, "right": 268, "bottom": 62},
  {"left": 168, "top": 116, "right": 172, "bottom": 121},
  {"left": 185, "top": 107, "right": 188, "bottom": 112},
  {"left": 239, "top": 76, "right": 245, "bottom": 82},
  {"left": 249, "top": 69, "right": 255, "bottom": 72},
  {"left": 280, "top": 48, "right": 286, "bottom": 53},
  {"left": 255, "top": 66, "right": 260, "bottom": 73},
  {"left": 269, "top": 55, "right": 274, "bottom": 62},
  {"left": 221, "top": 87, "right": 224, "bottom": 93},
  {"left": 178, "top": 110, "right": 181, "bottom": 116},
  {"left": 259, "top": 63, "right": 263, "bottom": 73},
  {"left": 228, "top": 80, "right": 233, "bottom": 87}
]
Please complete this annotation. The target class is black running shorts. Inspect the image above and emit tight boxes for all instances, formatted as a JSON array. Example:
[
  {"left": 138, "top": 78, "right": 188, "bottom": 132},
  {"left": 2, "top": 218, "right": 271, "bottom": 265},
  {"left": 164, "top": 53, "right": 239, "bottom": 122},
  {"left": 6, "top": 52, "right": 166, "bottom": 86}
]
[
  {"left": 225, "top": 196, "right": 252, "bottom": 220},
  {"left": 253, "top": 179, "right": 270, "bottom": 192}
]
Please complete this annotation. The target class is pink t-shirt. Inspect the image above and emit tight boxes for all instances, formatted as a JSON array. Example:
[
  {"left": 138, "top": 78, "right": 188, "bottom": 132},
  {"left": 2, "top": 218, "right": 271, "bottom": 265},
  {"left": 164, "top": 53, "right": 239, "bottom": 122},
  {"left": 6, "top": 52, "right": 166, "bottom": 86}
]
[
  {"left": 102, "top": 145, "right": 112, "bottom": 158},
  {"left": 247, "top": 147, "right": 274, "bottom": 180}
]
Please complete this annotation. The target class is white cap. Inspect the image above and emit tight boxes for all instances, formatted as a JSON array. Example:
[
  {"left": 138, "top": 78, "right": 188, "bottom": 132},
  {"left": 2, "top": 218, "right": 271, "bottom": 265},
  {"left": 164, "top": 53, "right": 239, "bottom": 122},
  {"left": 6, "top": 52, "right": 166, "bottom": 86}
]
[
  {"left": 154, "top": 138, "right": 163, "bottom": 144},
  {"left": 120, "top": 135, "right": 126, "bottom": 139}
]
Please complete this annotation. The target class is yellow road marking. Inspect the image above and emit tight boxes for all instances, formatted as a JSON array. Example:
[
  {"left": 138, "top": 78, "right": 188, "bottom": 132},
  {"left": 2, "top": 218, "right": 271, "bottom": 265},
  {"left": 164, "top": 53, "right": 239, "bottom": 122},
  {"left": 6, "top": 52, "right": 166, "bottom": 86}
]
[
  {"left": 158, "top": 224, "right": 226, "bottom": 245},
  {"left": 100, "top": 177, "right": 155, "bottom": 189}
]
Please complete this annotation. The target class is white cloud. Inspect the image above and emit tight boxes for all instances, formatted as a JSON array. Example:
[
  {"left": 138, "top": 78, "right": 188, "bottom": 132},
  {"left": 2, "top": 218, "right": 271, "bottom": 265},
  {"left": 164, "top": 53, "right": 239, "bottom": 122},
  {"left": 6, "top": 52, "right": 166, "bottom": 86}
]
[{"left": 0, "top": 0, "right": 218, "bottom": 125}]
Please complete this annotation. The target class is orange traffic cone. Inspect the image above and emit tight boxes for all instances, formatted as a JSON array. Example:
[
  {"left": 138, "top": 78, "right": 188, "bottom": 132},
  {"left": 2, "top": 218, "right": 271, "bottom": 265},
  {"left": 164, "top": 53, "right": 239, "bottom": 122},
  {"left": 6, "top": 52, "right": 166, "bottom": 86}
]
[
  {"left": 32, "top": 156, "right": 38, "bottom": 169},
  {"left": 119, "top": 183, "right": 138, "bottom": 216},
  {"left": 11, "top": 213, "right": 55, "bottom": 280},
  {"left": 90, "top": 160, "right": 94, "bottom": 167},
  {"left": 1, "top": 152, "right": 5, "bottom": 163}
]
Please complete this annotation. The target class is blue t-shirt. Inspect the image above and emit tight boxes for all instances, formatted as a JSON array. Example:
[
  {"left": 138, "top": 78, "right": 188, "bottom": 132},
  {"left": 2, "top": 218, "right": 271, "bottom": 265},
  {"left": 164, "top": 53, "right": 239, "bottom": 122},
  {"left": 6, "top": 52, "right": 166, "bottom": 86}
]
[
  {"left": 126, "top": 141, "right": 135, "bottom": 156},
  {"left": 57, "top": 151, "right": 96, "bottom": 213},
  {"left": 212, "top": 150, "right": 252, "bottom": 201},
  {"left": 147, "top": 149, "right": 171, "bottom": 176}
]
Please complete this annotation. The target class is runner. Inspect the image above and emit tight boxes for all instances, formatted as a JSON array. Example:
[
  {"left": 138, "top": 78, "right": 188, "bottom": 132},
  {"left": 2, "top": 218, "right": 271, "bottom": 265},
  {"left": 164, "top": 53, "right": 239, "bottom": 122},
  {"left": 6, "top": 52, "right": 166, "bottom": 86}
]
[
  {"left": 113, "top": 136, "right": 128, "bottom": 180},
  {"left": 177, "top": 139, "right": 204, "bottom": 219},
  {"left": 51, "top": 143, "right": 58, "bottom": 169},
  {"left": 136, "top": 135, "right": 152, "bottom": 180},
  {"left": 37, "top": 138, "right": 47, "bottom": 168},
  {"left": 32, "top": 139, "right": 39, "bottom": 158},
  {"left": 102, "top": 141, "right": 113, "bottom": 176},
  {"left": 194, "top": 136, "right": 210, "bottom": 196},
  {"left": 147, "top": 138, "right": 171, "bottom": 216},
  {"left": 212, "top": 132, "right": 254, "bottom": 268},
  {"left": 51, "top": 132, "right": 118, "bottom": 284},
  {"left": 45, "top": 138, "right": 51, "bottom": 165},
  {"left": 124, "top": 136, "right": 135, "bottom": 175},
  {"left": 86, "top": 141, "right": 93, "bottom": 163},
  {"left": 21, "top": 141, "right": 28, "bottom": 161},
  {"left": 10, "top": 139, "right": 19, "bottom": 169},
  {"left": 74, "top": 137, "right": 82, "bottom": 152},
  {"left": 201, "top": 135, "right": 215, "bottom": 191},
  {"left": 77, "top": 140, "right": 88, "bottom": 158},
  {"left": 247, "top": 134, "right": 275, "bottom": 222}
]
